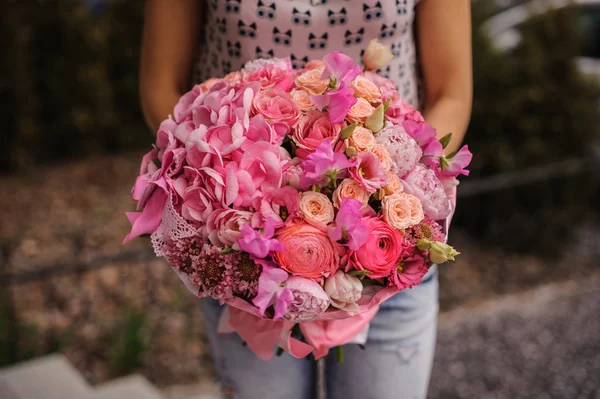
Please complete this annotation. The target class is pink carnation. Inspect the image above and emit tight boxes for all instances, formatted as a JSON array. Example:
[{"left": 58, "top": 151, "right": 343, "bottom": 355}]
[{"left": 389, "top": 255, "right": 428, "bottom": 290}]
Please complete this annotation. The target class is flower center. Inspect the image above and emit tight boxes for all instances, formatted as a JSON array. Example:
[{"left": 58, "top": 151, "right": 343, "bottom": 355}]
[
  {"left": 236, "top": 253, "right": 261, "bottom": 283},
  {"left": 197, "top": 257, "right": 222, "bottom": 288}
]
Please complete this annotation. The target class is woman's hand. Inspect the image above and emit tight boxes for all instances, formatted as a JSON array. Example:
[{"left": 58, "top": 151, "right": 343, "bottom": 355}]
[
  {"left": 417, "top": 0, "right": 473, "bottom": 155},
  {"left": 139, "top": 0, "right": 202, "bottom": 133}
]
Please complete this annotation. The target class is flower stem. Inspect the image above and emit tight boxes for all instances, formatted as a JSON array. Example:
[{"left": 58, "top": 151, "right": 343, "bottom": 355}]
[
  {"left": 276, "top": 347, "right": 284, "bottom": 357},
  {"left": 336, "top": 345, "right": 344, "bottom": 364}
]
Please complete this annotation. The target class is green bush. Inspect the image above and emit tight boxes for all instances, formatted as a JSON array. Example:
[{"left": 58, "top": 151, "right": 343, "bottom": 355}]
[
  {"left": 454, "top": 2, "right": 600, "bottom": 254},
  {"left": 0, "top": 1, "right": 149, "bottom": 172}
]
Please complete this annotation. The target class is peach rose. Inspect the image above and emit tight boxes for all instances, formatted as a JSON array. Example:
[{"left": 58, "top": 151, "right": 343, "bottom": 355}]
[
  {"left": 367, "top": 144, "right": 393, "bottom": 171},
  {"left": 332, "top": 178, "right": 371, "bottom": 208},
  {"left": 384, "top": 172, "right": 404, "bottom": 195},
  {"left": 381, "top": 193, "right": 423, "bottom": 230},
  {"left": 348, "top": 126, "right": 376, "bottom": 151},
  {"left": 305, "top": 60, "right": 326, "bottom": 70},
  {"left": 290, "top": 89, "right": 315, "bottom": 112},
  {"left": 351, "top": 75, "right": 382, "bottom": 104},
  {"left": 299, "top": 191, "right": 335, "bottom": 225},
  {"left": 363, "top": 39, "right": 395, "bottom": 71},
  {"left": 274, "top": 222, "right": 339, "bottom": 280},
  {"left": 199, "top": 78, "right": 222, "bottom": 92},
  {"left": 223, "top": 71, "right": 241, "bottom": 85},
  {"left": 295, "top": 68, "right": 328, "bottom": 95},
  {"left": 346, "top": 98, "right": 376, "bottom": 123}
]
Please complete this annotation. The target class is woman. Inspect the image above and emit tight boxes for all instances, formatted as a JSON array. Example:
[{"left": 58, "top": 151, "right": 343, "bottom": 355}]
[{"left": 140, "top": 1, "right": 472, "bottom": 398}]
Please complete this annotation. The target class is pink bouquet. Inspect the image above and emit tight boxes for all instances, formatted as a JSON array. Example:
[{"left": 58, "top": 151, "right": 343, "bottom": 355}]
[{"left": 124, "top": 40, "right": 471, "bottom": 360}]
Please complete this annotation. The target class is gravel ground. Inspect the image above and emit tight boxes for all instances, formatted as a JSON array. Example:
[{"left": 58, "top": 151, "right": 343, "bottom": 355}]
[{"left": 429, "top": 273, "right": 600, "bottom": 399}]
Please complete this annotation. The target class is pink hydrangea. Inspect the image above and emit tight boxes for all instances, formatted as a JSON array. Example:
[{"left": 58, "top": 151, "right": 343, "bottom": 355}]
[
  {"left": 375, "top": 124, "right": 422, "bottom": 178},
  {"left": 401, "top": 164, "right": 452, "bottom": 220},
  {"left": 282, "top": 277, "right": 331, "bottom": 322}
]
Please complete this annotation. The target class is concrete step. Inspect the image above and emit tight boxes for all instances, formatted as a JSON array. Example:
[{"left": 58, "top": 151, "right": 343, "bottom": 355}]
[
  {"left": 0, "top": 354, "right": 91, "bottom": 399},
  {"left": 90, "top": 374, "right": 165, "bottom": 399}
]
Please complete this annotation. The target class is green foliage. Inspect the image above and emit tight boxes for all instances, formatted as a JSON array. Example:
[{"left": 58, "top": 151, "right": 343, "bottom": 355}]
[
  {"left": 107, "top": 309, "right": 148, "bottom": 377},
  {"left": 0, "top": 0, "right": 149, "bottom": 172},
  {"left": 454, "top": 2, "right": 600, "bottom": 255}
]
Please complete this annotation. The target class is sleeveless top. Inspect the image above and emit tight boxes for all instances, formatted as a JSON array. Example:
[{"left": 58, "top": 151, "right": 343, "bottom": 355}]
[{"left": 194, "top": 0, "right": 422, "bottom": 108}]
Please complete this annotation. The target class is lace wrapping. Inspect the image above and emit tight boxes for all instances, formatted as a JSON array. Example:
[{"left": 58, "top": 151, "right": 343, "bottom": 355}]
[{"left": 151, "top": 193, "right": 199, "bottom": 257}]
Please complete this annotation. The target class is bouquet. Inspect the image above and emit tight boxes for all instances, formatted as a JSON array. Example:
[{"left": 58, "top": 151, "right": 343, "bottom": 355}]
[{"left": 124, "top": 40, "right": 472, "bottom": 360}]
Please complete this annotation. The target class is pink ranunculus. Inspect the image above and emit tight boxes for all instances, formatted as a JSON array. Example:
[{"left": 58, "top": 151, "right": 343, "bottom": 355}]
[
  {"left": 206, "top": 208, "right": 253, "bottom": 249},
  {"left": 292, "top": 110, "right": 342, "bottom": 159},
  {"left": 282, "top": 277, "right": 331, "bottom": 322},
  {"left": 389, "top": 255, "right": 428, "bottom": 290},
  {"left": 401, "top": 163, "right": 452, "bottom": 220},
  {"left": 349, "top": 152, "right": 388, "bottom": 193},
  {"left": 346, "top": 217, "right": 404, "bottom": 279},
  {"left": 282, "top": 157, "right": 305, "bottom": 189},
  {"left": 273, "top": 222, "right": 339, "bottom": 280},
  {"left": 374, "top": 124, "right": 422, "bottom": 178},
  {"left": 252, "top": 89, "right": 300, "bottom": 128}
]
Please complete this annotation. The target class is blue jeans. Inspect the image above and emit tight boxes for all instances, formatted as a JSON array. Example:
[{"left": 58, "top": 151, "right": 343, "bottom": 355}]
[{"left": 201, "top": 269, "right": 439, "bottom": 399}]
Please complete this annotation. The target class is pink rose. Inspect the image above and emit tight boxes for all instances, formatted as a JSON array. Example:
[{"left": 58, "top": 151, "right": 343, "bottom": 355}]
[
  {"left": 351, "top": 75, "right": 382, "bottom": 104},
  {"left": 348, "top": 126, "right": 376, "bottom": 151},
  {"left": 346, "top": 98, "right": 375, "bottom": 124},
  {"left": 367, "top": 144, "right": 392, "bottom": 171},
  {"left": 381, "top": 193, "right": 424, "bottom": 231},
  {"left": 252, "top": 89, "right": 300, "bottom": 127},
  {"left": 242, "top": 58, "right": 295, "bottom": 90},
  {"left": 349, "top": 152, "right": 388, "bottom": 193},
  {"left": 290, "top": 89, "right": 315, "bottom": 112},
  {"left": 401, "top": 164, "right": 452, "bottom": 220},
  {"left": 332, "top": 178, "right": 371, "bottom": 208},
  {"left": 274, "top": 222, "right": 339, "bottom": 280},
  {"left": 295, "top": 68, "right": 329, "bottom": 95},
  {"left": 347, "top": 217, "right": 404, "bottom": 279},
  {"left": 384, "top": 171, "right": 404, "bottom": 195},
  {"left": 374, "top": 124, "right": 422, "bottom": 178},
  {"left": 299, "top": 191, "right": 335, "bottom": 225},
  {"left": 206, "top": 208, "right": 253, "bottom": 249},
  {"left": 292, "top": 110, "right": 342, "bottom": 159}
]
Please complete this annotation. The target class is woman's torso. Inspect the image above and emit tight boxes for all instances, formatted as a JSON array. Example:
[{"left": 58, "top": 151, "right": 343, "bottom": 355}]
[{"left": 194, "top": 0, "right": 422, "bottom": 107}]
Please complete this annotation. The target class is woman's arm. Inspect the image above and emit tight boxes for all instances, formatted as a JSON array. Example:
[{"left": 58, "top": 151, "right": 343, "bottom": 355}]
[
  {"left": 417, "top": 0, "right": 472, "bottom": 155},
  {"left": 139, "top": 0, "right": 201, "bottom": 132}
]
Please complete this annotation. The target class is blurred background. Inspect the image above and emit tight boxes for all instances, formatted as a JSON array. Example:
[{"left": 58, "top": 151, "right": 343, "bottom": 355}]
[{"left": 0, "top": 0, "right": 599, "bottom": 398}]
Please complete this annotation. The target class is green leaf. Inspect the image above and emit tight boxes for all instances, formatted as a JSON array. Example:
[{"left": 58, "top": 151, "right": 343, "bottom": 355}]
[
  {"left": 383, "top": 98, "right": 391, "bottom": 113},
  {"left": 349, "top": 270, "right": 372, "bottom": 277},
  {"left": 446, "top": 150, "right": 458, "bottom": 159},
  {"left": 439, "top": 133, "right": 453, "bottom": 149},
  {"left": 220, "top": 247, "right": 234, "bottom": 254}
]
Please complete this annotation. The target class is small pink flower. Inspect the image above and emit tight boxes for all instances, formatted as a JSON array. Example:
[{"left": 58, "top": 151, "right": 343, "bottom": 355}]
[
  {"left": 328, "top": 198, "right": 369, "bottom": 250},
  {"left": 349, "top": 152, "right": 388, "bottom": 193},
  {"left": 237, "top": 218, "right": 284, "bottom": 259},
  {"left": 440, "top": 145, "right": 472, "bottom": 178},
  {"left": 300, "top": 140, "right": 355, "bottom": 189},
  {"left": 252, "top": 260, "right": 294, "bottom": 320},
  {"left": 310, "top": 85, "right": 357, "bottom": 124},
  {"left": 389, "top": 255, "right": 428, "bottom": 290},
  {"left": 251, "top": 186, "right": 301, "bottom": 228},
  {"left": 252, "top": 89, "right": 300, "bottom": 127},
  {"left": 321, "top": 51, "right": 362, "bottom": 88}
]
